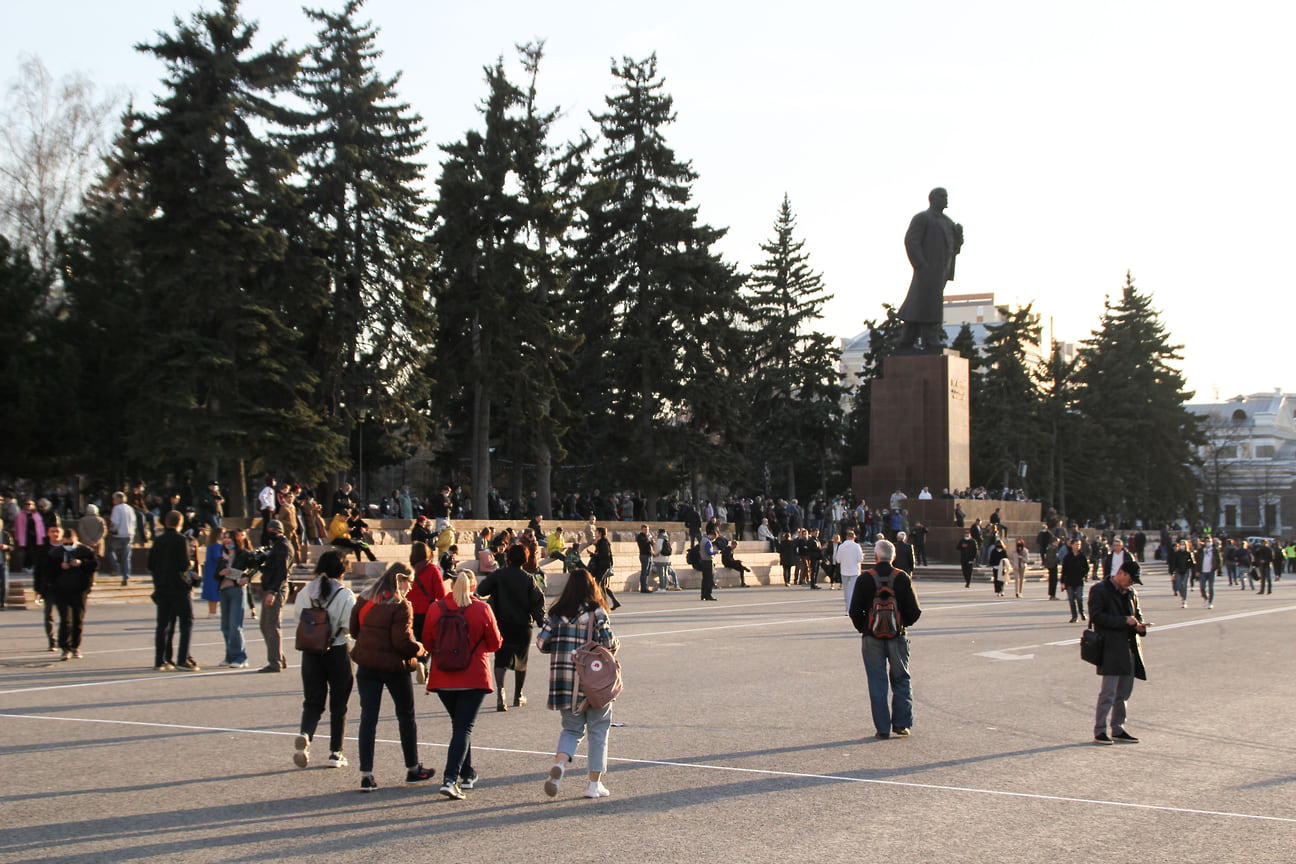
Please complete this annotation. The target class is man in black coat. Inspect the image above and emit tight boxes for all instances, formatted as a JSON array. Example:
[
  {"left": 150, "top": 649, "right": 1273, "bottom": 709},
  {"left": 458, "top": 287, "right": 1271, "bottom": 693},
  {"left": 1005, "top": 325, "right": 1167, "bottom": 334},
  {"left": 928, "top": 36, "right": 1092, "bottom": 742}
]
[
  {"left": 148, "top": 510, "right": 197, "bottom": 671},
  {"left": 476, "top": 544, "right": 545, "bottom": 711},
  {"left": 47, "top": 525, "right": 97, "bottom": 660},
  {"left": 257, "top": 520, "right": 292, "bottom": 672},
  {"left": 1088, "top": 559, "right": 1147, "bottom": 745},
  {"left": 956, "top": 529, "right": 978, "bottom": 588}
]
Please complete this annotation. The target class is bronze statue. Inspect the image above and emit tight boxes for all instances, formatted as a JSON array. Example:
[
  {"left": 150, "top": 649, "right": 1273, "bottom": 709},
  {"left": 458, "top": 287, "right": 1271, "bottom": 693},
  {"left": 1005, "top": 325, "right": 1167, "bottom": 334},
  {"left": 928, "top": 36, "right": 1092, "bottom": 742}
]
[{"left": 898, "top": 187, "right": 963, "bottom": 350}]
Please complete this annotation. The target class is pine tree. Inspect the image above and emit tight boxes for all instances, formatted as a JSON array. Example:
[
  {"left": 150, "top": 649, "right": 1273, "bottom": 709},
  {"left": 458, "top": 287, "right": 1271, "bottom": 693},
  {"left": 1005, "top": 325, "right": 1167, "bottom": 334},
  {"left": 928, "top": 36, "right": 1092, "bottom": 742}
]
[
  {"left": 1069, "top": 273, "right": 1201, "bottom": 523},
  {"left": 566, "top": 55, "right": 747, "bottom": 510},
  {"left": 969, "top": 304, "right": 1044, "bottom": 494},
  {"left": 127, "top": 0, "right": 344, "bottom": 485},
  {"left": 841, "top": 304, "right": 902, "bottom": 472},
  {"left": 291, "top": 0, "right": 433, "bottom": 459},
  {"left": 0, "top": 234, "right": 60, "bottom": 475},
  {"left": 1035, "top": 340, "right": 1077, "bottom": 514},
  {"left": 745, "top": 194, "right": 843, "bottom": 497}
]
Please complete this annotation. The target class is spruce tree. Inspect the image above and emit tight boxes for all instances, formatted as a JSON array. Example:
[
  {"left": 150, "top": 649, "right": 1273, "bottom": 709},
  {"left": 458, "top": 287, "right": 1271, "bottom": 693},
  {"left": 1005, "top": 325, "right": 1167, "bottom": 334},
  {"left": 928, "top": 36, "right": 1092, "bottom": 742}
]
[
  {"left": 745, "top": 194, "right": 843, "bottom": 497},
  {"left": 291, "top": 0, "right": 433, "bottom": 457},
  {"left": 127, "top": 0, "right": 344, "bottom": 484},
  {"left": 841, "top": 304, "right": 902, "bottom": 473},
  {"left": 969, "top": 304, "right": 1044, "bottom": 494},
  {"left": 1070, "top": 273, "right": 1201, "bottom": 524},
  {"left": 566, "top": 55, "right": 747, "bottom": 510}
]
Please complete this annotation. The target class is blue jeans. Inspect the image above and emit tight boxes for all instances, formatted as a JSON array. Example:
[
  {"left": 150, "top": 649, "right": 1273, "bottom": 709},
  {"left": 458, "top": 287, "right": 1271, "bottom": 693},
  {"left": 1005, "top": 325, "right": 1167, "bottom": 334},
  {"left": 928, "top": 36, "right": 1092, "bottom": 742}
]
[
  {"left": 109, "top": 537, "right": 132, "bottom": 578},
  {"left": 357, "top": 666, "right": 419, "bottom": 773},
  {"left": 558, "top": 702, "right": 613, "bottom": 773},
  {"left": 1173, "top": 570, "right": 1191, "bottom": 602},
  {"left": 861, "top": 634, "right": 912, "bottom": 735},
  {"left": 218, "top": 584, "right": 247, "bottom": 664},
  {"left": 1066, "top": 585, "right": 1085, "bottom": 620},
  {"left": 639, "top": 554, "right": 652, "bottom": 590},
  {"left": 435, "top": 689, "right": 486, "bottom": 782},
  {"left": 1199, "top": 572, "right": 1215, "bottom": 604}
]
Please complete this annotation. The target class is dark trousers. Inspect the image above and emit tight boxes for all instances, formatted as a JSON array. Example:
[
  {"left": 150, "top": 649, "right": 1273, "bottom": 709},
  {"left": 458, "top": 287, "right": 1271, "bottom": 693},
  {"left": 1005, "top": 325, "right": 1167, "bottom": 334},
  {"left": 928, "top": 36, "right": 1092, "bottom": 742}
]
[
  {"left": 42, "top": 595, "right": 56, "bottom": 647},
  {"left": 699, "top": 561, "right": 715, "bottom": 600},
  {"left": 1047, "top": 567, "right": 1059, "bottom": 598},
  {"left": 300, "top": 643, "right": 354, "bottom": 754},
  {"left": 357, "top": 666, "right": 420, "bottom": 773},
  {"left": 154, "top": 592, "right": 193, "bottom": 666},
  {"left": 961, "top": 561, "right": 974, "bottom": 587},
  {"left": 55, "top": 591, "right": 88, "bottom": 651},
  {"left": 914, "top": 542, "right": 928, "bottom": 567},
  {"left": 436, "top": 689, "right": 487, "bottom": 782}
]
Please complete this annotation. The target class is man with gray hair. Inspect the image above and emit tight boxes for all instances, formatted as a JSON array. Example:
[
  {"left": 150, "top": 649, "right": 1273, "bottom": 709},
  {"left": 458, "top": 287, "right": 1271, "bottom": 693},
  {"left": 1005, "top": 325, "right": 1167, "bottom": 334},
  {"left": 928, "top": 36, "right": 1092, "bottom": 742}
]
[{"left": 848, "top": 539, "right": 923, "bottom": 739}]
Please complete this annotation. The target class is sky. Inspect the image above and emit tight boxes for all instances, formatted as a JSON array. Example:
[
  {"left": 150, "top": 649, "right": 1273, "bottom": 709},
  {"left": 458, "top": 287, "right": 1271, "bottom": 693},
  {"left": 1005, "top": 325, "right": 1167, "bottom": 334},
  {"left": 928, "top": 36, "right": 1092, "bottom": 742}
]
[{"left": 6, "top": 0, "right": 1294, "bottom": 404}]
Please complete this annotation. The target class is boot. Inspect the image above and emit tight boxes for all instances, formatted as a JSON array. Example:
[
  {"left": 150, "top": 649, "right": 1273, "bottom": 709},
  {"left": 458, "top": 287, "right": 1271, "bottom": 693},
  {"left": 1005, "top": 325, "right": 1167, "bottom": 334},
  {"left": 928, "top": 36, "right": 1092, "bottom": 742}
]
[{"left": 494, "top": 667, "right": 508, "bottom": 712}]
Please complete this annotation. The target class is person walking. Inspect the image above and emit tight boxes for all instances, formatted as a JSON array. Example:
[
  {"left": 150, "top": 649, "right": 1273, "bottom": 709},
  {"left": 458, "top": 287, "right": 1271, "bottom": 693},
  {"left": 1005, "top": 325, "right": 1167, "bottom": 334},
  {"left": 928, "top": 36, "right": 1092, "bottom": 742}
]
[
  {"left": 1061, "top": 538, "right": 1089, "bottom": 623},
  {"left": 257, "top": 520, "right": 292, "bottom": 673},
  {"left": 1089, "top": 559, "right": 1148, "bottom": 745},
  {"left": 349, "top": 563, "right": 434, "bottom": 792},
  {"left": 49, "top": 527, "right": 97, "bottom": 660},
  {"left": 476, "top": 544, "right": 545, "bottom": 712},
  {"left": 988, "top": 539, "right": 1009, "bottom": 597},
  {"left": 536, "top": 567, "right": 620, "bottom": 799},
  {"left": 291, "top": 551, "right": 356, "bottom": 770},
  {"left": 1010, "top": 538, "right": 1031, "bottom": 598},
  {"left": 422, "top": 571, "right": 503, "bottom": 800}
]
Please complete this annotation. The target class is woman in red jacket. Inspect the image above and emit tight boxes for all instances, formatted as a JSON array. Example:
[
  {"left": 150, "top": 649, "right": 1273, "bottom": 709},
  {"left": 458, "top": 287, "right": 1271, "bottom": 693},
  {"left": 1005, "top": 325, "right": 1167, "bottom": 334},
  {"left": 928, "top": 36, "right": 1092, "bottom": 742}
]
[
  {"left": 422, "top": 570, "right": 502, "bottom": 800},
  {"left": 406, "top": 542, "right": 446, "bottom": 684}
]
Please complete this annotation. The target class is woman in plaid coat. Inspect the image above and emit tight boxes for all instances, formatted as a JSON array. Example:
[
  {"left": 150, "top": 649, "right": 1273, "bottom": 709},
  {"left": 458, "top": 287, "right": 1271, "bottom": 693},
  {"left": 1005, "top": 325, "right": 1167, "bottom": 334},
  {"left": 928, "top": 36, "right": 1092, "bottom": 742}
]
[{"left": 536, "top": 567, "right": 619, "bottom": 799}]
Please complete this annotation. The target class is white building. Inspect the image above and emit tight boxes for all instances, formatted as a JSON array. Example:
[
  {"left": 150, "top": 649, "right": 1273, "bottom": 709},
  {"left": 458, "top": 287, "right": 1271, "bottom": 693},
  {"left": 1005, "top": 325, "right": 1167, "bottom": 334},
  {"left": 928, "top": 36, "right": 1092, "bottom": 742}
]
[
  {"left": 1187, "top": 390, "right": 1296, "bottom": 535},
  {"left": 839, "top": 292, "right": 1070, "bottom": 389}
]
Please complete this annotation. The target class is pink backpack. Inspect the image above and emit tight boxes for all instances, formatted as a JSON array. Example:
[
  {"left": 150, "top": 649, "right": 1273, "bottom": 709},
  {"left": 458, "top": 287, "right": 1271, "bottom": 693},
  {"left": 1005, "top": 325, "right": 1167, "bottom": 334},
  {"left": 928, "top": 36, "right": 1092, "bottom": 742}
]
[{"left": 571, "top": 611, "right": 622, "bottom": 712}]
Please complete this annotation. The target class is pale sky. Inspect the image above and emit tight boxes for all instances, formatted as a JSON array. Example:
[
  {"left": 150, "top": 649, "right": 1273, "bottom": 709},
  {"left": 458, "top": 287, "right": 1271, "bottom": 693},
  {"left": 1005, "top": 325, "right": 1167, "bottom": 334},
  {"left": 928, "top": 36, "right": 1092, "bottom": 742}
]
[{"left": 7, "top": 0, "right": 1293, "bottom": 403}]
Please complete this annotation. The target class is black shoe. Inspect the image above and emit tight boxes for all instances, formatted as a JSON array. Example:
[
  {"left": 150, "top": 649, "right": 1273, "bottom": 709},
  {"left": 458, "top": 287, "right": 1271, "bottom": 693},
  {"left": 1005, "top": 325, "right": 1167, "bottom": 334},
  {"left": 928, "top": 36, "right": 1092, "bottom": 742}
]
[
  {"left": 1111, "top": 730, "right": 1139, "bottom": 743},
  {"left": 360, "top": 774, "right": 378, "bottom": 793},
  {"left": 405, "top": 765, "right": 434, "bottom": 785},
  {"left": 1069, "top": 617, "right": 1077, "bottom": 623},
  {"left": 809, "top": 584, "right": 821, "bottom": 590},
  {"left": 703, "top": 596, "right": 718, "bottom": 601},
  {"left": 459, "top": 771, "right": 479, "bottom": 789},
  {"left": 176, "top": 660, "right": 201, "bottom": 671},
  {"left": 874, "top": 731, "right": 890, "bottom": 739},
  {"left": 1094, "top": 733, "right": 1114, "bottom": 745}
]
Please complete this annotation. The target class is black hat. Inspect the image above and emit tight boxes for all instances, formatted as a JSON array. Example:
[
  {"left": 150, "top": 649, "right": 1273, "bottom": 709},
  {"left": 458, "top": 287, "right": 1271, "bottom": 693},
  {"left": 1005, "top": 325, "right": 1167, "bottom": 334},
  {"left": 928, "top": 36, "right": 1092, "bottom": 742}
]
[{"left": 1118, "top": 559, "right": 1142, "bottom": 584}]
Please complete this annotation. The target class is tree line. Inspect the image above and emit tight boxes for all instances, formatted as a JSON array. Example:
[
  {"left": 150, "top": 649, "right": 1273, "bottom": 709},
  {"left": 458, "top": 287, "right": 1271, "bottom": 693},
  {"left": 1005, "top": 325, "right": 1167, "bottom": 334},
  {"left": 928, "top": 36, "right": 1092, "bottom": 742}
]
[{"left": 0, "top": 0, "right": 1201, "bottom": 526}]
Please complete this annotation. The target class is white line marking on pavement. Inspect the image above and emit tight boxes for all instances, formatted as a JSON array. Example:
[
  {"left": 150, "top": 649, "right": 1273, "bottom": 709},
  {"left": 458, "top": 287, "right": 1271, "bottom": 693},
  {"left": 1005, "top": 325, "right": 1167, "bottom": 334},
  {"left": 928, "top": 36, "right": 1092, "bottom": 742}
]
[
  {"left": 3, "top": 712, "right": 1293, "bottom": 825},
  {"left": 0, "top": 668, "right": 247, "bottom": 695},
  {"left": 618, "top": 617, "right": 845, "bottom": 639},
  {"left": 979, "top": 604, "right": 1296, "bottom": 659}
]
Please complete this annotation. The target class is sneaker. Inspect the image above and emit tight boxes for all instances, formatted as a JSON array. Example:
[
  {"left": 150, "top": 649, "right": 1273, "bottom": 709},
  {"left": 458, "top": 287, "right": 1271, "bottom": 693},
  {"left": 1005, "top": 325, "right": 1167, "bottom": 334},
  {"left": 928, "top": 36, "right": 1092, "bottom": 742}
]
[
  {"left": 258, "top": 664, "right": 282, "bottom": 673},
  {"left": 1094, "top": 733, "right": 1114, "bottom": 745},
  {"left": 72, "top": 650, "right": 83, "bottom": 659},
  {"left": 544, "top": 764, "right": 564, "bottom": 797},
  {"left": 219, "top": 660, "right": 232, "bottom": 667},
  {"left": 458, "top": 771, "right": 479, "bottom": 789},
  {"left": 1112, "top": 730, "right": 1139, "bottom": 743},
  {"left": 61, "top": 651, "right": 71, "bottom": 661},
  {"left": 405, "top": 765, "right": 434, "bottom": 785},
  {"left": 154, "top": 662, "right": 175, "bottom": 671},
  {"left": 230, "top": 661, "right": 249, "bottom": 669},
  {"left": 48, "top": 645, "right": 59, "bottom": 653},
  {"left": 328, "top": 752, "right": 348, "bottom": 768},
  {"left": 439, "top": 779, "right": 465, "bottom": 800},
  {"left": 513, "top": 694, "right": 527, "bottom": 708},
  {"left": 360, "top": 774, "right": 378, "bottom": 793},
  {"left": 583, "top": 781, "right": 611, "bottom": 798},
  {"left": 893, "top": 728, "right": 911, "bottom": 737},
  {"left": 176, "top": 660, "right": 201, "bottom": 671},
  {"left": 293, "top": 734, "right": 310, "bottom": 768}
]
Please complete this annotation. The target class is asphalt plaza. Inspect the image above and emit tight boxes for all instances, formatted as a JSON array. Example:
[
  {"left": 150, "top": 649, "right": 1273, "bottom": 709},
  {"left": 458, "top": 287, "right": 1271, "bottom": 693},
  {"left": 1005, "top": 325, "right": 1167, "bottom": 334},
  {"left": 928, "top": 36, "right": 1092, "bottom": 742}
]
[{"left": 1, "top": 571, "right": 1293, "bottom": 864}]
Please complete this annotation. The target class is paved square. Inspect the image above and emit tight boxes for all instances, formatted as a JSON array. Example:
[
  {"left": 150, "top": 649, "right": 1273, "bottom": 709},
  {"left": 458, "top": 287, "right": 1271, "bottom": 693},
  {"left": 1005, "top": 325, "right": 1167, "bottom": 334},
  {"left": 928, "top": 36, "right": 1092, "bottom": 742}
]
[{"left": 2, "top": 573, "right": 1293, "bottom": 863}]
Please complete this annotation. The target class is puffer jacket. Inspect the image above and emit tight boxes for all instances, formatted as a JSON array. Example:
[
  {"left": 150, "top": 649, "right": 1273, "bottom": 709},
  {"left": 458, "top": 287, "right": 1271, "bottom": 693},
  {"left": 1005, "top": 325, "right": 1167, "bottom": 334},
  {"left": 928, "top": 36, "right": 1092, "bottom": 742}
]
[{"left": 350, "top": 597, "right": 424, "bottom": 673}]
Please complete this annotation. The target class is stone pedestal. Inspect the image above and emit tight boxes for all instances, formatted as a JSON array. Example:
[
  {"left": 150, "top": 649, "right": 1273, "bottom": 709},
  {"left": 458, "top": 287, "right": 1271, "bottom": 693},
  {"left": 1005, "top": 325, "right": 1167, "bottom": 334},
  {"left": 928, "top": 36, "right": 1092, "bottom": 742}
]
[{"left": 852, "top": 349, "right": 970, "bottom": 506}]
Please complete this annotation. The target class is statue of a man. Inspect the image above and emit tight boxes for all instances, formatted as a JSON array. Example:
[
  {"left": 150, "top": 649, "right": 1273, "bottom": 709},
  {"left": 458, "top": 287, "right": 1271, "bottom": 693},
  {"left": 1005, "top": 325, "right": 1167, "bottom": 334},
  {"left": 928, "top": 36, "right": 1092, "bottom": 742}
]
[{"left": 898, "top": 187, "right": 964, "bottom": 350}]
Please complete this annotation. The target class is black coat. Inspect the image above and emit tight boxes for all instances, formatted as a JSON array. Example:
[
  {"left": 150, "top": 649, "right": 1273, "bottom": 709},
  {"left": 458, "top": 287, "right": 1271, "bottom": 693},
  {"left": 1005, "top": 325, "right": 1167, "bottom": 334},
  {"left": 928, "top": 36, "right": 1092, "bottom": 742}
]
[
  {"left": 1087, "top": 578, "right": 1146, "bottom": 679},
  {"left": 848, "top": 563, "right": 922, "bottom": 634}
]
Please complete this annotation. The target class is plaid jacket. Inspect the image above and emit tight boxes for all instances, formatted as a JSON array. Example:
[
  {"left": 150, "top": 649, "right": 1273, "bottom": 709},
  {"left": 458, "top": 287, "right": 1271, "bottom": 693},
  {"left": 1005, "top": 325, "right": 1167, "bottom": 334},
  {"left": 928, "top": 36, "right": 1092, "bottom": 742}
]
[{"left": 537, "top": 605, "right": 618, "bottom": 711}]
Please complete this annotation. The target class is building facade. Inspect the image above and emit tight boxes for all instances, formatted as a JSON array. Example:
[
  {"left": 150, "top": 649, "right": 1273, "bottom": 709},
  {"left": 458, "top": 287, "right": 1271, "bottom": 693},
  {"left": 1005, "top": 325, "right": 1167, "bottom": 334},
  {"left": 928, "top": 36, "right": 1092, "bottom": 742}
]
[{"left": 1187, "top": 390, "right": 1295, "bottom": 536}]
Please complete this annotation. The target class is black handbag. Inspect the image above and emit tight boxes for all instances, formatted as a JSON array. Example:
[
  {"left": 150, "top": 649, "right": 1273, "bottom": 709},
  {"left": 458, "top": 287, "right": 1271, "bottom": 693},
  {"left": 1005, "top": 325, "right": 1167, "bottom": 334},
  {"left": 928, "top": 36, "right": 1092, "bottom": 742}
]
[{"left": 1080, "top": 622, "right": 1103, "bottom": 666}]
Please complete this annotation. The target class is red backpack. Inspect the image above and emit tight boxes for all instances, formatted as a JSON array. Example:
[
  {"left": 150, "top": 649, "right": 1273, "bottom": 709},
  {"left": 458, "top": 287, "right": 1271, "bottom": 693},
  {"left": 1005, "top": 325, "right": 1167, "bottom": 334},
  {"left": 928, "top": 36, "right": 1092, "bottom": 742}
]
[{"left": 431, "top": 599, "right": 481, "bottom": 672}]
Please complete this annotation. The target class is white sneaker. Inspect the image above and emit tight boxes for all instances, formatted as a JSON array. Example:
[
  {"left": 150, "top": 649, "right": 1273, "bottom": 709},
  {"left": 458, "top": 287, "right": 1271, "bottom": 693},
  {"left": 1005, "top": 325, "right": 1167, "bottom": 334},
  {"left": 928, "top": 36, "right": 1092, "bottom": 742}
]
[
  {"left": 328, "top": 752, "right": 348, "bottom": 768},
  {"left": 293, "top": 734, "right": 310, "bottom": 768},
  {"left": 544, "top": 764, "right": 564, "bottom": 797},
  {"left": 584, "top": 781, "right": 611, "bottom": 798}
]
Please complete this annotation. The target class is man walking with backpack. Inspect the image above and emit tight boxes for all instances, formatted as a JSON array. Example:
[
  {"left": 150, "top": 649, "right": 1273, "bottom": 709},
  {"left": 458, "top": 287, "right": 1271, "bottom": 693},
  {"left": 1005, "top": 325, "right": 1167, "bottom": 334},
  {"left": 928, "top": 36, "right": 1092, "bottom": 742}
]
[{"left": 848, "top": 539, "right": 922, "bottom": 739}]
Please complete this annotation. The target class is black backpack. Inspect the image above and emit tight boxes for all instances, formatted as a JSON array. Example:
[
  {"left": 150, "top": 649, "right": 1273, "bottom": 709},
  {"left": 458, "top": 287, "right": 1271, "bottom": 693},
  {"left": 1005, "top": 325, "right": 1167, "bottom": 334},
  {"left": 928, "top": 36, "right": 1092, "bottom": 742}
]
[{"left": 685, "top": 544, "right": 701, "bottom": 568}]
